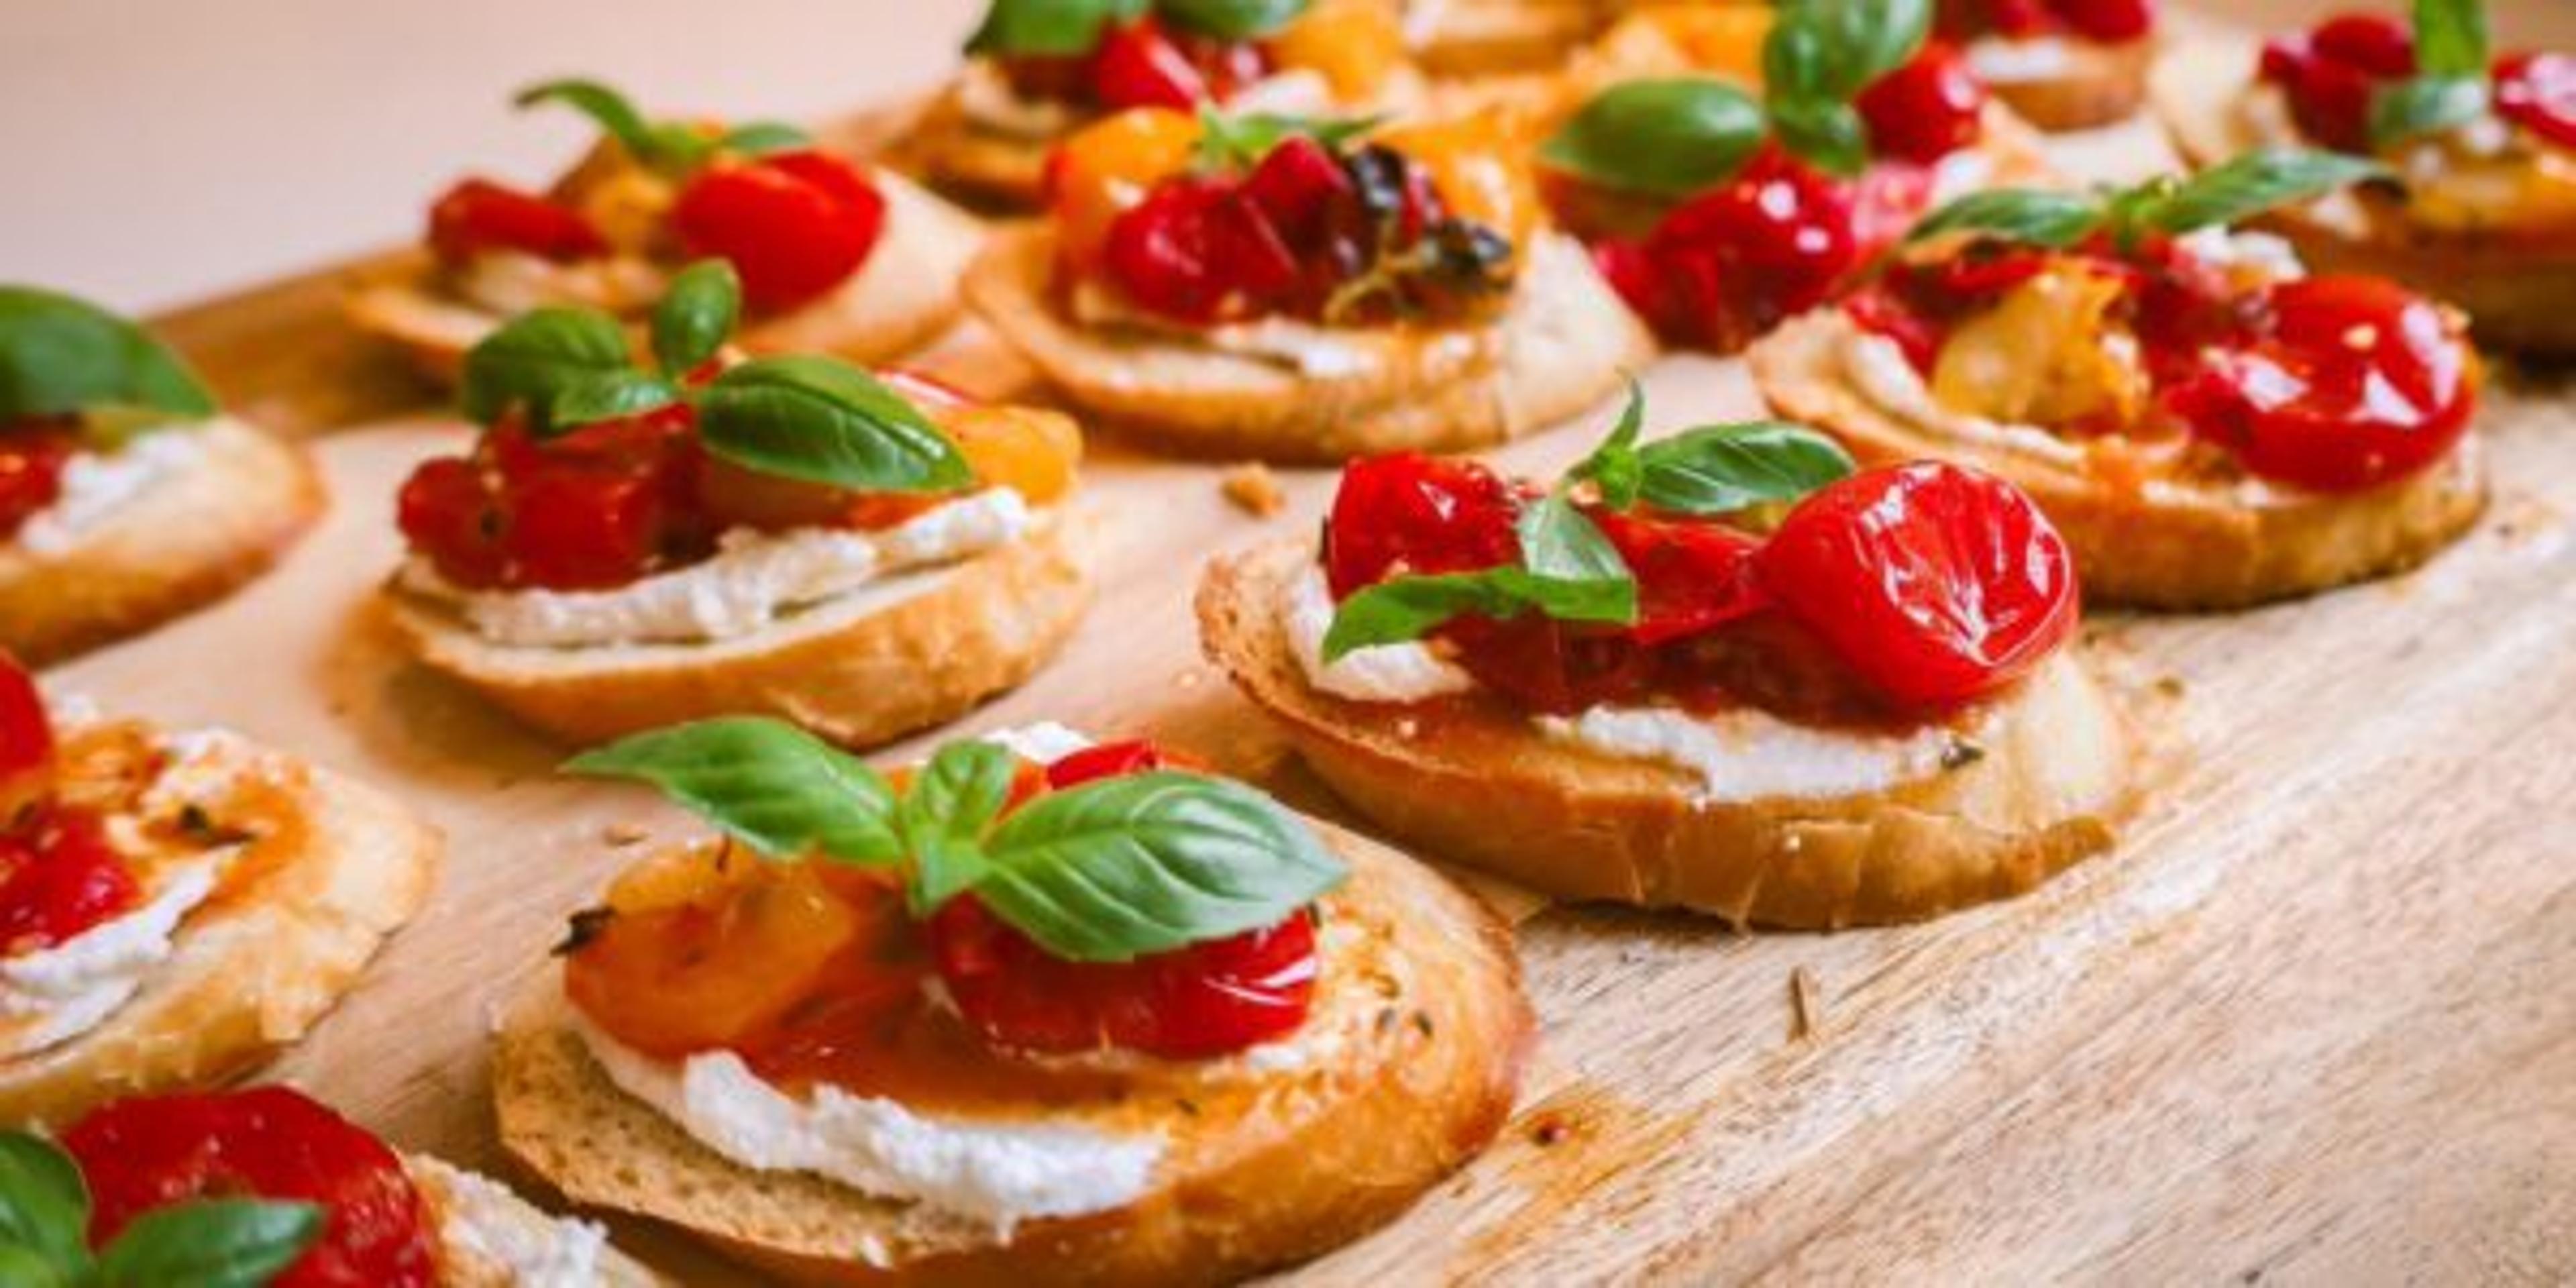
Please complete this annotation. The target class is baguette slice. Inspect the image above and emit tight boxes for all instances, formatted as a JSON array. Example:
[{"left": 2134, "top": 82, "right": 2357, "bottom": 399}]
[
  {"left": 1748, "top": 309, "right": 2488, "bottom": 608},
  {"left": 2152, "top": 36, "right": 2576, "bottom": 356},
  {"left": 492, "top": 822, "right": 1532, "bottom": 1287},
  {"left": 385, "top": 512, "right": 1094, "bottom": 749},
  {"left": 344, "top": 171, "right": 985, "bottom": 385},
  {"left": 965, "top": 226, "right": 1652, "bottom": 464},
  {"left": 0, "top": 743, "right": 439, "bottom": 1128},
  {"left": 407, "top": 1155, "right": 666, "bottom": 1287},
  {"left": 1198, "top": 541, "right": 2131, "bottom": 928},
  {"left": 1409, "top": 0, "right": 1605, "bottom": 76},
  {"left": 0, "top": 419, "right": 323, "bottom": 665},
  {"left": 1972, "top": 33, "right": 2154, "bottom": 131}
]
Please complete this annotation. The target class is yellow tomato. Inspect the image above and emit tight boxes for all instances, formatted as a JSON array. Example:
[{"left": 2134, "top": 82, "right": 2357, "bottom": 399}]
[
  {"left": 1932, "top": 264, "right": 2147, "bottom": 431},
  {"left": 1641, "top": 4, "right": 1772, "bottom": 85},
  {"left": 1378, "top": 115, "right": 1542, "bottom": 252},
  {"left": 572, "top": 855, "right": 864, "bottom": 1058},
  {"left": 940, "top": 404, "right": 1083, "bottom": 506},
  {"left": 1268, "top": 0, "right": 1406, "bottom": 101},
  {"left": 1049, "top": 108, "right": 1203, "bottom": 272}
]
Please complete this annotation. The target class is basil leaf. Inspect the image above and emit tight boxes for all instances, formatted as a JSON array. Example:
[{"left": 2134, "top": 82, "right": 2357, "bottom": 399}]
[
  {"left": 652, "top": 260, "right": 741, "bottom": 376},
  {"left": 1516, "top": 490, "right": 1631, "bottom": 586},
  {"left": 2369, "top": 74, "right": 2490, "bottom": 147},
  {"left": 1766, "top": 0, "right": 1928, "bottom": 100},
  {"left": 1540, "top": 80, "right": 1765, "bottom": 199},
  {"left": 719, "top": 121, "right": 813, "bottom": 156},
  {"left": 900, "top": 741, "right": 1018, "bottom": 912},
  {"left": 0, "top": 286, "right": 216, "bottom": 427},
  {"left": 910, "top": 833, "right": 995, "bottom": 917},
  {"left": 549, "top": 370, "right": 684, "bottom": 429},
  {"left": 1768, "top": 97, "right": 1870, "bottom": 177},
  {"left": 460, "top": 307, "right": 635, "bottom": 433},
  {"left": 1907, "top": 188, "right": 2107, "bottom": 248},
  {"left": 2140, "top": 148, "right": 2391, "bottom": 235},
  {"left": 1567, "top": 378, "right": 1648, "bottom": 508},
  {"left": 0, "top": 1242, "right": 74, "bottom": 1288},
  {"left": 0, "top": 1134, "right": 86, "bottom": 1270},
  {"left": 1322, "top": 560, "right": 1639, "bottom": 659},
  {"left": 977, "top": 771, "right": 1344, "bottom": 961},
  {"left": 515, "top": 78, "right": 663, "bottom": 162},
  {"left": 1157, "top": 0, "right": 1313, "bottom": 41},
  {"left": 95, "top": 1199, "right": 320, "bottom": 1288},
  {"left": 1193, "top": 109, "right": 1379, "bottom": 172},
  {"left": 566, "top": 718, "right": 904, "bottom": 866},
  {"left": 1635, "top": 423, "right": 1855, "bottom": 514},
  {"left": 696, "top": 356, "right": 972, "bottom": 494},
  {"left": 2410, "top": 0, "right": 2487, "bottom": 77},
  {"left": 966, "top": 0, "right": 1149, "bottom": 56}
]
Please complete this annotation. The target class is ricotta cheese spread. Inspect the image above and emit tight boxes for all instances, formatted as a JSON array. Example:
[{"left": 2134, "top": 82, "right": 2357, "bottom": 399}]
[
  {"left": 1280, "top": 564, "right": 1474, "bottom": 703},
  {"left": 412, "top": 1157, "right": 612, "bottom": 1287},
  {"left": 13, "top": 425, "right": 211, "bottom": 557},
  {"left": 1536, "top": 705, "right": 1976, "bottom": 803},
  {"left": 402, "top": 489, "right": 1032, "bottom": 649},
  {"left": 451, "top": 252, "right": 667, "bottom": 321},
  {"left": 1966, "top": 34, "right": 2076, "bottom": 84},
  {"left": 0, "top": 856, "right": 221, "bottom": 1059},
  {"left": 571, "top": 1013, "right": 1163, "bottom": 1232}
]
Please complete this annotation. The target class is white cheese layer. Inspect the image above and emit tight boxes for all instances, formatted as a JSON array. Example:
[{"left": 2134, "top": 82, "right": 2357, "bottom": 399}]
[
  {"left": 1965, "top": 34, "right": 2076, "bottom": 83},
  {"left": 1536, "top": 706, "right": 1971, "bottom": 803},
  {"left": 0, "top": 857, "right": 219, "bottom": 1059},
  {"left": 1280, "top": 564, "right": 1474, "bottom": 703},
  {"left": 13, "top": 425, "right": 212, "bottom": 557},
  {"left": 411, "top": 1157, "right": 611, "bottom": 1287},
  {"left": 572, "top": 1014, "right": 1163, "bottom": 1232},
  {"left": 450, "top": 252, "right": 668, "bottom": 321},
  {"left": 402, "top": 489, "right": 1032, "bottom": 648}
]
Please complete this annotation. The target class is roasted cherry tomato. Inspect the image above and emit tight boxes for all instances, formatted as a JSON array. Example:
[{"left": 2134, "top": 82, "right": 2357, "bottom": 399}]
[
  {"left": 0, "top": 808, "right": 140, "bottom": 955},
  {"left": 1042, "top": 739, "right": 1203, "bottom": 788},
  {"left": 1595, "top": 147, "right": 1863, "bottom": 354},
  {"left": 1322, "top": 452, "right": 1521, "bottom": 597},
  {"left": 1091, "top": 17, "right": 1218, "bottom": 109},
  {"left": 1103, "top": 176, "right": 1300, "bottom": 322},
  {"left": 2052, "top": 0, "right": 2153, "bottom": 42},
  {"left": 1855, "top": 42, "right": 1990, "bottom": 166},
  {"left": 0, "top": 651, "right": 50, "bottom": 820},
  {"left": 1591, "top": 508, "right": 1771, "bottom": 646},
  {"left": 2260, "top": 13, "right": 2414, "bottom": 152},
  {"left": 64, "top": 1087, "right": 437, "bottom": 1288},
  {"left": 425, "top": 178, "right": 606, "bottom": 265},
  {"left": 2165, "top": 274, "right": 2475, "bottom": 492},
  {"left": 1756, "top": 462, "right": 2078, "bottom": 710},
  {"left": 2496, "top": 51, "right": 2576, "bottom": 152},
  {"left": 672, "top": 150, "right": 886, "bottom": 311},
  {"left": 929, "top": 896, "right": 1318, "bottom": 1059},
  {"left": 0, "top": 431, "right": 72, "bottom": 543},
  {"left": 568, "top": 856, "right": 867, "bottom": 1059}
]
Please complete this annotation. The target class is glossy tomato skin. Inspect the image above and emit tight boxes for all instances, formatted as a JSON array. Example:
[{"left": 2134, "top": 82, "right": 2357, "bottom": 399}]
[
  {"left": 397, "top": 405, "right": 706, "bottom": 591},
  {"left": 0, "top": 651, "right": 50, "bottom": 814},
  {"left": 1102, "top": 176, "right": 1300, "bottom": 322},
  {"left": 1323, "top": 452, "right": 1522, "bottom": 596},
  {"left": 2166, "top": 275, "right": 2474, "bottom": 492},
  {"left": 0, "top": 808, "right": 140, "bottom": 955},
  {"left": 2496, "top": 52, "right": 2576, "bottom": 151},
  {"left": 1591, "top": 508, "right": 1770, "bottom": 646},
  {"left": 64, "top": 1086, "right": 437, "bottom": 1288},
  {"left": 1596, "top": 147, "right": 1864, "bottom": 354},
  {"left": 1756, "top": 462, "right": 2078, "bottom": 711},
  {"left": 1042, "top": 739, "right": 1205, "bottom": 788},
  {"left": 2260, "top": 13, "right": 2415, "bottom": 152},
  {"left": 1854, "top": 42, "right": 1990, "bottom": 166},
  {"left": 427, "top": 178, "right": 607, "bottom": 265},
  {"left": 672, "top": 150, "right": 886, "bottom": 311},
  {"left": 0, "top": 430, "right": 72, "bottom": 543}
]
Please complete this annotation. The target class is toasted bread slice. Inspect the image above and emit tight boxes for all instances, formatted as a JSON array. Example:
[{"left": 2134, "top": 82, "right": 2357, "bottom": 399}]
[
  {"left": 0, "top": 419, "right": 323, "bottom": 666},
  {"left": 1411, "top": 0, "right": 1605, "bottom": 76},
  {"left": 0, "top": 740, "right": 439, "bottom": 1128},
  {"left": 887, "top": 82, "right": 1069, "bottom": 212},
  {"left": 384, "top": 511, "right": 1095, "bottom": 749},
  {"left": 407, "top": 1155, "right": 665, "bottom": 1287},
  {"left": 965, "top": 227, "right": 1652, "bottom": 464},
  {"left": 1199, "top": 541, "right": 2131, "bottom": 928},
  {"left": 2152, "top": 36, "right": 2576, "bottom": 356},
  {"left": 492, "top": 821, "right": 1532, "bottom": 1287},
  {"left": 1748, "top": 309, "right": 2489, "bottom": 608},
  {"left": 1972, "top": 33, "right": 2154, "bottom": 131},
  {"left": 344, "top": 171, "right": 985, "bottom": 385}
]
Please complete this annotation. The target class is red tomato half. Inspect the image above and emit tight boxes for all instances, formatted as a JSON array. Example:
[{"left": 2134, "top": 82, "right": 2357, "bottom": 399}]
[
  {"left": 425, "top": 178, "right": 606, "bottom": 265},
  {"left": 672, "top": 150, "right": 886, "bottom": 311}
]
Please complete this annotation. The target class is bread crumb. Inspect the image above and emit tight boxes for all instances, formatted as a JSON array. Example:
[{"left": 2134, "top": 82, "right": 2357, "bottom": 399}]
[
  {"left": 1220, "top": 464, "right": 1287, "bottom": 517},
  {"left": 2154, "top": 676, "right": 2186, "bottom": 699},
  {"left": 1789, "top": 967, "right": 1821, "bottom": 1041},
  {"left": 1529, "top": 1114, "right": 1571, "bottom": 1147},
  {"left": 601, "top": 822, "right": 650, "bottom": 847}
]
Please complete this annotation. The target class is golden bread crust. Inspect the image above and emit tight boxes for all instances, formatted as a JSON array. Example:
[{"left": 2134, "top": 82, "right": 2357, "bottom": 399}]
[{"left": 1980, "top": 33, "right": 2154, "bottom": 131}]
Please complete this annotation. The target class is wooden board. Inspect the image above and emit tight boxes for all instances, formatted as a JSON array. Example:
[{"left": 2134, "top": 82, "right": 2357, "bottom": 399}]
[{"left": 42, "top": 63, "right": 2576, "bottom": 1288}]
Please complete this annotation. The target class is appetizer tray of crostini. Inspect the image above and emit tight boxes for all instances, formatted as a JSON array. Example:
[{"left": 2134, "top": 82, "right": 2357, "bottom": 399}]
[{"left": 7, "top": 0, "right": 2574, "bottom": 1282}]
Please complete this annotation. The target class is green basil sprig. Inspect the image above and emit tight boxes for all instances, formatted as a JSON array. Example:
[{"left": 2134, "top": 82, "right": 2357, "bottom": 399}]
[
  {"left": 458, "top": 264, "right": 972, "bottom": 493},
  {"left": 965, "top": 0, "right": 1309, "bottom": 55},
  {"left": 1157, "top": 0, "right": 1315, "bottom": 41},
  {"left": 1538, "top": 80, "right": 1768, "bottom": 200},
  {"left": 1905, "top": 148, "right": 2392, "bottom": 251},
  {"left": 1193, "top": 109, "right": 1381, "bottom": 173},
  {"left": 1322, "top": 384, "right": 1852, "bottom": 659},
  {"left": 0, "top": 286, "right": 216, "bottom": 436},
  {"left": 0, "top": 1131, "right": 321, "bottom": 1288},
  {"left": 2368, "top": 0, "right": 2492, "bottom": 146},
  {"left": 1761, "top": 0, "right": 1930, "bottom": 176},
  {"left": 567, "top": 719, "right": 1346, "bottom": 962},
  {"left": 516, "top": 78, "right": 811, "bottom": 174}
]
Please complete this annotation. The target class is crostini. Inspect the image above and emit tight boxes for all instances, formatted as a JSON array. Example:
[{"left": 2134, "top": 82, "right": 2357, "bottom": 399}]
[
  {"left": 0, "top": 287, "right": 322, "bottom": 665},
  {"left": 967, "top": 106, "right": 1650, "bottom": 462},
  {"left": 347, "top": 78, "right": 981, "bottom": 381},
  {"left": 1402, "top": 0, "right": 1605, "bottom": 76},
  {"left": 1751, "top": 151, "right": 2487, "bottom": 608},
  {"left": 1199, "top": 393, "right": 2129, "bottom": 926},
  {"left": 383, "top": 264, "right": 1093, "bottom": 748},
  {"left": 1935, "top": 0, "right": 2157, "bottom": 130},
  {"left": 0, "top": 654, "right": 437, "bottom": 1126},
  {"left": 3, "top": 1085, "right": 656, "bottom": 1285},
  {"left": 1537, "top": 0, "right": 2056, "bottom": 354},
  {"left": 899, "top": 0, "right": 1422, "bottom": 208},
  {"left": 494, "top": 718, "right": 1531, "bottom": 1284},
  {"left": 2153, "top": 0, "right": 2576, "bottom": 354}
]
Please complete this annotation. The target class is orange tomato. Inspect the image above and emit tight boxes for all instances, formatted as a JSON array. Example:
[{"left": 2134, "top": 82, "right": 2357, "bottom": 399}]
[
  {"left": 1267, "top": 0, "right": 1406, "bottom": 101},
  {"left": 1047, "top": 108, "right": 1203, "bottom": 273},
  {"left": 568, "top": 855, "right": 863, "bottom": 1058},
  {"left": 1640, "top": 5, "right": 1772, "bottom": 85},
  {"left": 1377, "top": 115, "right": 1542, "bottom": 252},
  {"left": 939, "top": 405, "right": 1083, "bottom": 505}
]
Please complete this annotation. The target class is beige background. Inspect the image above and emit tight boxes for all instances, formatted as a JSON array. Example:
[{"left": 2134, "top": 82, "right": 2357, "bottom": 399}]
[{"left": 5, "top": 0, "right": 2574, "bottom": 313}]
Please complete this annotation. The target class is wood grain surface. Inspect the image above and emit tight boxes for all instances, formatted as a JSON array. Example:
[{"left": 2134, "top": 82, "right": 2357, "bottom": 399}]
[{"left": 37, "top": 37, "right": 2575, "bottom": 1288}]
